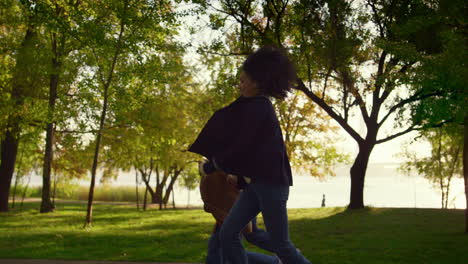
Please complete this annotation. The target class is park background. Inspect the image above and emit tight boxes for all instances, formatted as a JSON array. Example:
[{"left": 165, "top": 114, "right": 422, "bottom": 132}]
[{"left": 1, "top": 0, "right": 467, "bottom": 263}]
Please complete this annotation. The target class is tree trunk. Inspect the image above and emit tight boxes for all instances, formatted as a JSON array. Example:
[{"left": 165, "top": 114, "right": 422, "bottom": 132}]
[
  {"left": 20, "top": 173, "right": 31, "bottom": 211},
  {"left": 143, "top": 185, "right": 148, "bottom": 211},
  {"left": 0, "top": 25, "right": 35, "bottom": 213},
  {"left": 85, "top": 118, "right": 105, "bottom": 226},
  {"left": 163, "top": 172, "right": 180, "bottom": 205},
  {"left": 154, "top": 185, "right": 163, "bottom": 210},
  {"left": 163, "top": 185, "right": 174, "bottom": 206},
  {"left": 52, "top": 170, "right": 57, "bottom": 205},
  {"left": 0, "top": 127, "right": 20, "bottom": 212},
  {"left": 40, "top": 118, "right": 56, "bottom": 213},
  {"left": 84, "top": 16, "right": 125, "bottom": 226},
  {"left": 11, "top": 152, "right": 25, "bottom": 210},
  {"left": 40, "top": 35, "right": 61, "bottom": 213},
  {"left": 348, "top": 142, "right": 375, "bottom": 209},
  {"left": 135, "top": 169, "right": 139, "bottom": 210},
  {"left": 172, "top": 188, "right": 175, "bottom": 209},
  {"left": 464, "top": 117, "right": 467, "bottom": 233},
  {"left": 11, "top": 173, "right": 19, "bottom": 209}
]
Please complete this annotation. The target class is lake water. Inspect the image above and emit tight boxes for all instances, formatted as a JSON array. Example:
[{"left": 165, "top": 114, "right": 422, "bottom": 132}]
[{"left": 26, "top": 163, "right": 466, "bottom": 209}]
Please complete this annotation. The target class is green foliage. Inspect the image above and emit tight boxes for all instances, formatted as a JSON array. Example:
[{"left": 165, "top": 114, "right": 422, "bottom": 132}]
[
  {"left": 276, "top": 90, "right": 349, "bottom": 178},
  {"left": 178, "top": 163, "right": 200, "bottom": 190},
  {"left": 400, "top": 125, "right": 463, "bottom": 208},
  {"left": 410, "top": 29, "right": 467, "bottom": 127}
]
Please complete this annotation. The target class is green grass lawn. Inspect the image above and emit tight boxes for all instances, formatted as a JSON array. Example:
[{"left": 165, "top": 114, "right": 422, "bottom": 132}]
[{"left": 1, "top": 202, "right": 467, "bottom": 264}]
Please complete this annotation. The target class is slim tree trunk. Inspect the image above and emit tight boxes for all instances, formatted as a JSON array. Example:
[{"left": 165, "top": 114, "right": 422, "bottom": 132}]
[
  {"left": 20, "top": 173, "right": 31, "bottom": 211},
  {"left": 41, "top": 34, "right": 61, "bottom": 213},
  {"left": 11, "top": 148, "right": 23, "bottom": 209},
  {"left": 11, "top": 173, "right": 19, "bottom": 209},
  {"left": 349, "top": 142, "right": 374, "bottom": 209},
  {"left": 163, "top": 171, "right": 180, "bottom": 205},
  {"left": 40, "top": 106, "right": 57, "bottom": 213},
  {"left": 84, "top": 15, "right": 126, "bottom": 226},
  {"left": 143, "top": 186, "right": 148, "bottom": 211},
  {"left": 463, "top": 117, "right": 467, "bottom": 233},
  {"left": 140, "top": 169, "right": 153, "bottom": 211},
  {"left": 85, "top": 77, "right": 113, "bottom": 225},
  {"left": 52, "top": 170, "right": 57, "bottom": 205},
  {"left": 172, "top": 187, "right": 175, "bottom": 209},
  {"left": 187, "top": 188, "right": 190, "bottom": 209},
  {"left": 135, "top": 169, "right": 139, "bottom": 210}
]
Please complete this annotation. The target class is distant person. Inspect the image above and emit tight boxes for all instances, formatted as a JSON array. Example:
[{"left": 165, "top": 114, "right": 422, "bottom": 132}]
[
  {"left": 189, "top": 46, "right": 312, "bottom": 264},
  {"left": 321, "top": 194, "right": 326, "bottom": 208}
]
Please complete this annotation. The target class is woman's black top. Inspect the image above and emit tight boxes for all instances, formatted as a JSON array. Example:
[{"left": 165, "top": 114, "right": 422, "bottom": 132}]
[{"left": 188, "top": 95, "right": 293, "bottom": 186}]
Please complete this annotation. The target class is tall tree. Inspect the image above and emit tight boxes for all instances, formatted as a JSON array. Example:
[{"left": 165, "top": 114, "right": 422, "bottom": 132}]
[
  {"left": 70, "top": 0, "right": 179, "bottom": 225},
  {"left": 197, "top": 0, "right": 452, "bottom": 208},
  {"left": 38, "top": 0, "right": 83, "bottom": 213},
  {"left": 0, "top": 0, "right": 48, "bottom": 212},
  {"left": 407, "top": 0, "right": 467, "bottom": 231}
]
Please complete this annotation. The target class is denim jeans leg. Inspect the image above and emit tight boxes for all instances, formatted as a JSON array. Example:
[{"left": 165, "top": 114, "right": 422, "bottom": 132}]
[
  {"left": 219, "top": 185, "right": 261, "bottom": 264},
  {"left": 246, "top": 251, "right": 280, "bottom": 264},
  {"left": 244, "top": 219, "right": 275, "bottom": 252},
  {"left": 206, "top": 231, "right": 223, "bottom": 264},
  {"left": 253, "top": 184, "right": 312, "bottom": 264}
]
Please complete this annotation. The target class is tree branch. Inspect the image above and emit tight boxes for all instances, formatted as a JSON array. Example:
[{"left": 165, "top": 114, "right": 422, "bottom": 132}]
[
  {"left": 376, "top": 120, "right": 453, "bottom": 144},
  {"left": 295, "top": 78, "right": 363, "bottom": 143},
  {"left": 376, "top": 124, "right": 418, "bottom": 144},
  {"left": 378, "top": 91, "right": 442, "bottom": 127},
  {"left": 378, "top": 61, "right": 414, "bottom": 104}
]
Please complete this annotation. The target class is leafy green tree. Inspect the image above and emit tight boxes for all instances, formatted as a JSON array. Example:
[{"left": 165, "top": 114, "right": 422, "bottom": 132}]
[
  {"left": 196, "top": 0, "right": 457, "bottom": 209},
  {"left": 65, "top": 0, "right": 182, "bottom": 225},
  {"left": 401, "top": 126, "right": 463, "bottom": 209},
  {"left": 406, "top": 0, "right": 467, "bottom": 231},
  {"left": 96, "top": 40, "right": 200, "bottom": 210},
  {"left": 32, "top": 0, "right": 84, "bottom": 213},
  {"left": 0, "top": 0, "right": 49, "bottom": 212},
  {"left": 275, "top": 90, "right": 349, "bottom": 178}
]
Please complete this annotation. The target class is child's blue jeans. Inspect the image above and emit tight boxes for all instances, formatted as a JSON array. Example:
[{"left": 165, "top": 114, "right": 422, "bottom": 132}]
[
  {"left": 219, "top": 183, "right": 312, "bottom": 264},
  {"left": 206, "top": 226, "right": 279, "bottom": 264}
]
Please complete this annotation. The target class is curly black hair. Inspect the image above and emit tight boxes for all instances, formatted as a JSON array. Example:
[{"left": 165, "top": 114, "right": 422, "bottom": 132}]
[{"left": 242, "top": 46, "right": 296, "bottom": 100}]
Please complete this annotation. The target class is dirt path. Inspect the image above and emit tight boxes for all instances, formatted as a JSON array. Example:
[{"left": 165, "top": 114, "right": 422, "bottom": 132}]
[{"left": 0, "top": 260, "right": 200, "bottom": 264}]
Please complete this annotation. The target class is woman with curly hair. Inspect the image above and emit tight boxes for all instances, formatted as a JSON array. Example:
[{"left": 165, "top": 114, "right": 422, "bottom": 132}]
[{"left": 189, "top": 46, "right": 312, "bottom": 264}]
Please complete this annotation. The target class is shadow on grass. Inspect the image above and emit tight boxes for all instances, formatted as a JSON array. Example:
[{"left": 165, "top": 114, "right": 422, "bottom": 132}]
[
  {"left": 2, "top": 202, "right": 467, "bottom": 264},
  {"left": 285, "top": 207, "right": 467, "bottom": 264}
]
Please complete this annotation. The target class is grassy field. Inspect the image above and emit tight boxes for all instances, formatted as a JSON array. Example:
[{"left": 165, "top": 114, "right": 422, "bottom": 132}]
[{"left": 0, "top": 202, "right": 467, "bottom": 264}]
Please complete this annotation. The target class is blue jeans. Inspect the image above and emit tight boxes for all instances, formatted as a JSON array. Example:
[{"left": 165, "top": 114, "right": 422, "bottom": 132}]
[
  {"left": 207, "top": 226, "right": 279, "bottom": 264},
  {"left": 244, "top": 217, "right": 275, "bottom": 252},
  {"left": 219, "top": 183, "right": 312, "bottom": 264}
]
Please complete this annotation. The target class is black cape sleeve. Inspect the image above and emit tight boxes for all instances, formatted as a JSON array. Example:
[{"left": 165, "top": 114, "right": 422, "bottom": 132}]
[{"left": 213, "top": 99, "right": 268, "bottom": 174}]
